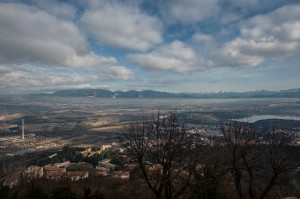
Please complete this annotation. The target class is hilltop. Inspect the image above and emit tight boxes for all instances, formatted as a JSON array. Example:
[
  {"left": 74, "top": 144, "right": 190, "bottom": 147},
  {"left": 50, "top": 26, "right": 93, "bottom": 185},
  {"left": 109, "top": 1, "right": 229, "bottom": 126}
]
[{"left": 48, "top": 88, "right": 300, "bottom": 98}]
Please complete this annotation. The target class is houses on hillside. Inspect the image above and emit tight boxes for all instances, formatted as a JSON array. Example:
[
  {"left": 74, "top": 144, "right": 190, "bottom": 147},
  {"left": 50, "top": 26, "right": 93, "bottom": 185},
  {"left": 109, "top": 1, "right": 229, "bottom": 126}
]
[
  {"left": 96, "top": 158, "right": 117, "bottom": 176},
  {"left": 46, "top": 171, "right": 88, "bottom": 181},
  {"left": 23, "top": 165, "right": 43, "bottom": 182},
  {"left": 111, "top": 171, "right": 130, "bottom": 179},
  {"left": 2, "top": 171, "right": 22, "bottom": 188},
  {"left": 2, "top": 141, "right": 133, "bottom": 188}
]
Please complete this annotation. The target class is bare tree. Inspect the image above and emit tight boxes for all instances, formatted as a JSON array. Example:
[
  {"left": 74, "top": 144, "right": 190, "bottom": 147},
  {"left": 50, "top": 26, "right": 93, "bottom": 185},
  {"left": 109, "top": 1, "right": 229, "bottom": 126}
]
[
  {"left": 220, "top": 122, "right": 295, "bottom": 199},
  {"left": 258, "top": 129, "right": 295, "bottom": 199},
  {"left": 122, "top": 112, "right": 198, "bottom": 199}
]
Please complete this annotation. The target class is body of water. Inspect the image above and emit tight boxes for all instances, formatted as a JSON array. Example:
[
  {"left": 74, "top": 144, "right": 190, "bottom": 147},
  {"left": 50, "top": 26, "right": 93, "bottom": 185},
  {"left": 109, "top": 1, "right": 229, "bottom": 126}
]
[{"left": 232, "top": 115, "right": 300, "bottom": 123}]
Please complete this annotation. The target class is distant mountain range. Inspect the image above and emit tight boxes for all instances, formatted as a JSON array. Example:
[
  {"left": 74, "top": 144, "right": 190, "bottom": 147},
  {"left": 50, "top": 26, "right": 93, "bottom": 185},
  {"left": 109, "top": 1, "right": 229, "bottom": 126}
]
[{"left": 43, "top": 88, "right": 300, "bottom": 98}]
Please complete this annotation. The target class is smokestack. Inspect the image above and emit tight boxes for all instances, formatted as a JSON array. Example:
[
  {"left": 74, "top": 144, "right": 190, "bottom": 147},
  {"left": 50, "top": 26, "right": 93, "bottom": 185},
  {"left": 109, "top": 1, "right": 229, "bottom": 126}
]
[{"left": 22, "top": 119, "right": 24, "bottom": 140}]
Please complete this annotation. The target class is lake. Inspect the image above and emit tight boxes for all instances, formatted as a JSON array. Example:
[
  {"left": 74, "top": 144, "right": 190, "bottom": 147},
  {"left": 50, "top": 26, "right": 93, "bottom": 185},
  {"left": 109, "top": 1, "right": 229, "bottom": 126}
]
[{"left": 232, "top": 115, "right": 300, "bottom": 123}]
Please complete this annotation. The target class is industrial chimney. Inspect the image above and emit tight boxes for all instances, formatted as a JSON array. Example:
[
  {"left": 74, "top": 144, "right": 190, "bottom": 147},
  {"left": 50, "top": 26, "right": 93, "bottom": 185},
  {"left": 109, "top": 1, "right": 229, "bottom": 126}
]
[{"left": 22, "top": 119, "right": 24, "bottom": 140}]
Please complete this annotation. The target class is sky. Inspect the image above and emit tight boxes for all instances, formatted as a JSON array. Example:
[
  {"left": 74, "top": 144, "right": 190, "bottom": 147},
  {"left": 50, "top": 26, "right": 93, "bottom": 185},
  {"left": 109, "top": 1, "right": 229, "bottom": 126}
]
[{"left": 0, "top": 0, "right": 300, "bottom": 94}]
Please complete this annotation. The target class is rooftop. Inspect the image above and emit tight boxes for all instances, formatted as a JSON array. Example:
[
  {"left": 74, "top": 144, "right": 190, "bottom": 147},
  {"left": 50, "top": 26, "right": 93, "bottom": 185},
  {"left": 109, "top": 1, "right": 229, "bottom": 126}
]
[{"left": 46, "top": 171, "right": 88, "bottom": 177}]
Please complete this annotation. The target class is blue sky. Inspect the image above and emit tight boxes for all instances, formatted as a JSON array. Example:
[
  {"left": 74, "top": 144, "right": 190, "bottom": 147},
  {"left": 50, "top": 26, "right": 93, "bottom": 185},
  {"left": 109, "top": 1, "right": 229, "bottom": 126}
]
[{"left": 0, "top": 0, "right": 300, "bottom": 94}]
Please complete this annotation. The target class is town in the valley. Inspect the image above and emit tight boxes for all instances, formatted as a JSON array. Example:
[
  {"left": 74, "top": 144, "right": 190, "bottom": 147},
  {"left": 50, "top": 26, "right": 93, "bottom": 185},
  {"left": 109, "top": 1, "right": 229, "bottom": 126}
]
[{"left": 1, "top": 96, "right": 300, "bottom": 198}]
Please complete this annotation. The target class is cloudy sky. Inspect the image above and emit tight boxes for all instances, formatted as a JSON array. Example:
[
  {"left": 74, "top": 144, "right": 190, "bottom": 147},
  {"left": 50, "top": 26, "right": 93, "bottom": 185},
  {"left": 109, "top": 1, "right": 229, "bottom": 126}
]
[{"left": 0, "top": 0, "right": 300, "bottom": 94}]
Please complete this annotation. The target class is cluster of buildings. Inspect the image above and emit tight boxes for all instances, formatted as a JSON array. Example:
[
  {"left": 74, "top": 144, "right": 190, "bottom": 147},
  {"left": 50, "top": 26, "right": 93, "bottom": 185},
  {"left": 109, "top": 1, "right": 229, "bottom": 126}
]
[
  {"left": 83, "top": 143, "right": 135, "bottom": 178},
  {"left": 2, "top": 141, "right": 137, "bottom": 189},
  {"left": 0, "top": 116, "right": 23, "bottom": 135},
  {"left": 25, "top": 164, "right": 88, "bottom": 182},
  {"left": 0, "top": 113, "right": 22, "bottom": 121},
  {"left": 3, "top": 164, "right": 89, "bottom": 188},
  {"left": 0, "top": 123, "right": 17, "bottom": 133},
  {"left": 97, "top": 159, "right": 118, "bottom": 176},
  {"left": 0, "top": 123, "right": 24, "bottom": 134},
  {"left": 2, "top": 160, "right": 137, "bottom": 189},
  {"left": 80, "top": 142, "right": 125, "bottom": 158},
  {"left": 96, "top": 157, "right": 137, "bottom": 180},
  {"left": 43, "top": 166, "right": 89, "bottom": 181},
  {"left": 35, "top": 142, "right": 58, "bottom": 150}
]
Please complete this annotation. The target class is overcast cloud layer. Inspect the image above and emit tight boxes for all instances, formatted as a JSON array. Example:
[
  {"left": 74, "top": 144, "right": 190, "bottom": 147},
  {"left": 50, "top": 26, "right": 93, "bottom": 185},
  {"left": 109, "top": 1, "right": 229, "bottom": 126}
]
[{"left": 0, "top": 0, "right": 299, "bottom": 93}]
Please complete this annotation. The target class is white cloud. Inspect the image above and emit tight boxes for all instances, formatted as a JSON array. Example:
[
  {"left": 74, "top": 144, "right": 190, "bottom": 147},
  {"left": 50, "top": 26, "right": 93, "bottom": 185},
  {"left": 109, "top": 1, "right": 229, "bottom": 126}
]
[
  {"left": 0, "top": 64, "right": 135, "bottom": 93},
  {"left": 0, "top": 2, "right": 115, "bottom": 67},
  {"left": 80, "top": 1, "right": 163, "bottom": 51},
  {"left": 220, "top": 13, "right": 241, "bottom": 24},
  {"left": 192, "top": 33, "right": 213, "bottom": 42},
  {"left": 128, "top": 40, "right": 197, "bottom": 73},
  {"left": 32, "top": 0, "right": 77, "bottom": 19},
  {"left": 160, "top": 0, "right": 219, "bottom": 24},
  {"left": 213, "top": 39, "right": 265, "bottom": 67},
  {"left": 0, "top": 64, "right": 95, "bottom": 92},
  {"left": 0, "top": 2, "right": 137, "bottom": 92},
  {"left": 213, "top": 4, "right": 300, "bottom": 67},
  {"left": 105, "top": 66, "right": 136, "bottom": 80}
]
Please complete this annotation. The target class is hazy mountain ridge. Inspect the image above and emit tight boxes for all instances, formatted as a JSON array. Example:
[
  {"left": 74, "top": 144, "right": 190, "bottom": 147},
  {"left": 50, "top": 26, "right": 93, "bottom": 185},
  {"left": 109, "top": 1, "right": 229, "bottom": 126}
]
[{"left": 48, "top": 88, "right": 300, "bottom": 98}]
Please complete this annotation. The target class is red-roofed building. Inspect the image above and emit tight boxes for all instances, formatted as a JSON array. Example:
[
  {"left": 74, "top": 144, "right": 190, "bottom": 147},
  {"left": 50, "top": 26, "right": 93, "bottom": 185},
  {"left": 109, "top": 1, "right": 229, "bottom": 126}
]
[
  {"left": 46, "top": 171, "right": 88, "bottom": 181},
  {"left": 43, "top": 166, "right": 66, "bottom": 176},
  {"left": 111, "top": 171, "right": 130, "bottom": 179},
  {"left": 43, "top": 166, "right": 66, "bottom": 172}
]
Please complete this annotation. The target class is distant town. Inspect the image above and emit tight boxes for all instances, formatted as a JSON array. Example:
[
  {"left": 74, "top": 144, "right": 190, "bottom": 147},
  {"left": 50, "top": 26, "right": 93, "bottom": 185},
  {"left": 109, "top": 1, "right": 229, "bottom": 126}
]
[{"left": 1, "top": 96, "right": 300, "bottom": 198}]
